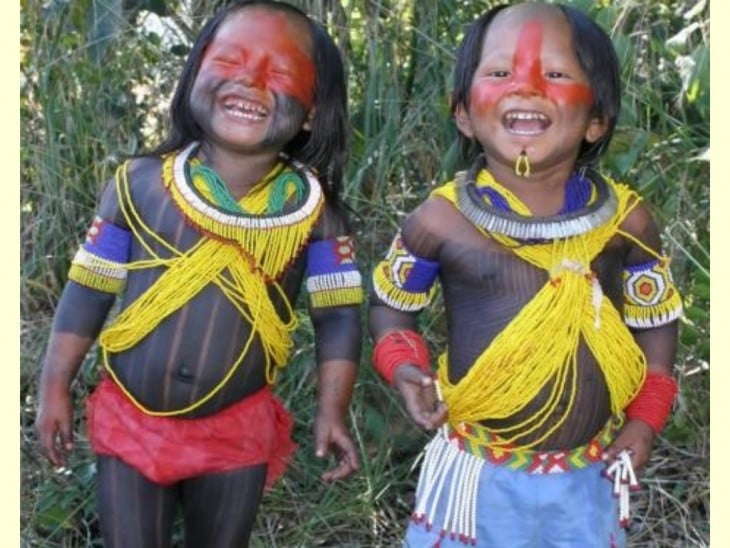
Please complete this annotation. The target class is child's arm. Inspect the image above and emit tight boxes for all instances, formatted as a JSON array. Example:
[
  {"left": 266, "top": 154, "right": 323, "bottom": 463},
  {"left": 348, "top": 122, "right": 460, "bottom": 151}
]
[
  {"left": 305, "top": 206, "right": 363, "bottom": 481},
  {"left": 368, "top": 198, "right": 450, "bottom": 430},
  {"left": 602, "top": 201, "right": 681, "bottom": 472},
  {"left": 311, "top": 331, "right": 360, "bottom": 482},
  {"left": 36, "top": 287, "right": 116, "bottom": 466},
  {"left": 36, "top": 178, "right": 129, "bottom": 467}
]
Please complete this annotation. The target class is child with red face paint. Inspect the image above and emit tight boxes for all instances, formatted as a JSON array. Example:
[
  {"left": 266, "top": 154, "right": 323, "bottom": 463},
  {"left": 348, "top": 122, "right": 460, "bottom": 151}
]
[
  {"left": 369, "top": 3, "right": 682, "bottom": 546},
  {"left": 35, "top": 1, "right": 361, "bottom": 546}
]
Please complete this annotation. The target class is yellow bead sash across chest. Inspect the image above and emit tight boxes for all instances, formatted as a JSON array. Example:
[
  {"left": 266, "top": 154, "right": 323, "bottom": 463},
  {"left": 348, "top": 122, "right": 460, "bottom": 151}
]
[
  {"left": 98, "top": 142, "right": 324, "bottom": 416},
  {"left": 432, "top": 168, "right": 652, "bottom": 449}
]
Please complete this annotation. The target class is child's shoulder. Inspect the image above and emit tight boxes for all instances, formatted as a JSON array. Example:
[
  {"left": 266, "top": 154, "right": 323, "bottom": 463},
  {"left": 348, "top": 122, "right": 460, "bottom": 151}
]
[
  {"left": 312, "top": 199, "right": 350, "bottom": 239},
  {"left": 124, "top": 155, "right": 164, "bottom": 184},
  {"left": 603, "top": 175, "right": 663, "bottom": 257},
  {"left": 399, "top": 178, "right": 467, "bottom": 253},
  {"left": 602, "top": 175, "right": 654, "bottom": 234}
]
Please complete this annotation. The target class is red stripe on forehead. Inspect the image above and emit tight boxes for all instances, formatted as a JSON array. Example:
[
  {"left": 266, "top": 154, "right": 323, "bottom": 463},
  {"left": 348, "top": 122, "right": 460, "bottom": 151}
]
[
  {"left": 514, "top": 21, "right": 546, "bottom": 94},
  {"left": 513, "top": 19, "right": 593, "bottom": 105}
]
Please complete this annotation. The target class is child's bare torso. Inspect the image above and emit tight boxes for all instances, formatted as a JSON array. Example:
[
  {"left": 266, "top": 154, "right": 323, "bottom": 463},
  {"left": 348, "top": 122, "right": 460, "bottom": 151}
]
[
  {"left": 107, "top": 159, "right": 306, "bottom": 417},
  {"left": 417, "top": 196, "right": 628, "bottom": 450}
]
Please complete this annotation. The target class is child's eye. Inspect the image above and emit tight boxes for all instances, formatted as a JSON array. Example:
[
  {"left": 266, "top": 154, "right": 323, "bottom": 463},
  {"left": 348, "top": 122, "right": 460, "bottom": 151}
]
[
  {"left": 270, "top": 67, "right": 292, "bottom": 77},
  {"left": 212, "top": 57, "right": 238, "bottom": 67},
  {"left": 488, "top": 70, "right": 511, "bottom": 78},
  {"left": 545, "top": 71, "right": 568, "bottom": 79}
]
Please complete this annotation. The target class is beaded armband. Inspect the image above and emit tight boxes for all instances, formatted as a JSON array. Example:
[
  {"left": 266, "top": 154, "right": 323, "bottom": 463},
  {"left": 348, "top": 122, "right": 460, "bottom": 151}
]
[
  {"left": 372, "top": 232, "right": 439, "bottom": 312},
  {"left": 68, "top": 216, "right": 131, "bottom": 294},
  {"left": 623, "top": 259, "right": 683, "bottom": 328},
  {"left": 306, "top": 236, "right": 363, "bottom": 308},
  {"left": 626, "top": 371, "right": 678, "bottom": 434},
  {"left": 373, "top": 329, "right": 431, "bottom": 385}
]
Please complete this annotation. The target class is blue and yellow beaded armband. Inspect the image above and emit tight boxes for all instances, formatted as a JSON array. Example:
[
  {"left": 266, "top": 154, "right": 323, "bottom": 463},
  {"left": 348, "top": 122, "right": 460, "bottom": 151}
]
[
  {"left": 623, "top": 258, "right": 683, "bottom": 328},
  {"left": 68, "top": 216, "right": 130, "bottom": 294},
  {"left": 372, "top": 232, "right": 439, "bottom": 312},
  {"left": 306, "top": 236, "right": 363, "bottom": 308}
]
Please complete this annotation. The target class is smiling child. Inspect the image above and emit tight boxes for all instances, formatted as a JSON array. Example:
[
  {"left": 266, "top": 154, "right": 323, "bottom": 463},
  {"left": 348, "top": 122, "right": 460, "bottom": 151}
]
[
  {"left": 369, "top": 3, "right": 682, "bottom": 546},
  {"left": 35, "top": 2, "right": 362, "bottom": 546}
]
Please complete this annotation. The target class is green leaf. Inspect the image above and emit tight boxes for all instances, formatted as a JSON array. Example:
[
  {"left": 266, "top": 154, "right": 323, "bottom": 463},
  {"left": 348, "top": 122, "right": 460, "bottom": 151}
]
[
  {"left": 680, "top": 326, "right": 699, "bottom": 347},
  {"left": 37, "top": 504, "right": 72, "bottom": 529},
  {"left": 693, "top": 279, "right": 710, "bottom": 301},
  {"left": 605, "top": 129, "right": 649, "bottom": 177},
  {"left": 170, "top": 43, "right": 189, "bottom": 57},
  {"left": 686, "top": 44, "right": 709, "bottom": 104},
  {"left": 685, "top": 305, "right": 709, "bottom": 322}
]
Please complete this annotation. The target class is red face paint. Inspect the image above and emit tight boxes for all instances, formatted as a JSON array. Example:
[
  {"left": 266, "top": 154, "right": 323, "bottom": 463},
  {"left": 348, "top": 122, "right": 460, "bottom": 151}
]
[
  {"left": 470, "top": 20, "right": 594, "bottom": 114},
  {"left": 199, "top": 10, "right": 316, "bottom": 108}
]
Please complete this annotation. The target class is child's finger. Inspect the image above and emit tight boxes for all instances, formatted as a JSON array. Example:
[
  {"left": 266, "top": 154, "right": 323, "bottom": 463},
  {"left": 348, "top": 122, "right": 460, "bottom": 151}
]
[
  {"left": 314, "top": 429, "right": 329, "bottom": 459},
  {"left": 427, "top": 402, "right": 448, "bottom": 428},
  {"left": 321, "top": 439, "right": 359, "bottom": 482},
  {"left": 321, "top": 456, "right": 356, "bottom": 482},
  {"left": 335, "top": 434, "right": 360, "bottom": 471},
  {"left": 395, "top": 364, "right": 431, "bottom": 388},
  {"left": 60, "top": 422, "right": 74, "bottom": 452}
]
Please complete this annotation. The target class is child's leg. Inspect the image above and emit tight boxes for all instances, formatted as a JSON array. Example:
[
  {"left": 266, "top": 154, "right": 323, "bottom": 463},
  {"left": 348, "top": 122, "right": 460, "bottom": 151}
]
[
  {"left": 180, "top": 463, "right": 268, "bottom": 548},
  {"left": 96, "top": 455, "right": 178, "bottom": 548}
]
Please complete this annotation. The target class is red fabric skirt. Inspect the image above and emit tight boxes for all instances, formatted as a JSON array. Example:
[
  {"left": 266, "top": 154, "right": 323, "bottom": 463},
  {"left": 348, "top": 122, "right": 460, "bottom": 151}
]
[{"left": 86, "top": 377, "right": 296, "bottom": 488}]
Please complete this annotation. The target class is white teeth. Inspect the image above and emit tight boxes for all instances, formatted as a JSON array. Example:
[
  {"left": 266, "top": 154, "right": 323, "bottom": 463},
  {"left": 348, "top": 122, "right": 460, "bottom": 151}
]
[
  {"left": 505, "top": 111, "right": 548, "bottom": 121},
  {"left": 223, "top": 99, "right": 268, "bottom": 120}
]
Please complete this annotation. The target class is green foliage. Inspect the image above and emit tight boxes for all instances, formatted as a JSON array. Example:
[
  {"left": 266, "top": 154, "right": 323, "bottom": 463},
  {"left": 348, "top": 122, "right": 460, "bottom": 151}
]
[{"left": 21, "top": 0, "right": 709, "bottom": 546}]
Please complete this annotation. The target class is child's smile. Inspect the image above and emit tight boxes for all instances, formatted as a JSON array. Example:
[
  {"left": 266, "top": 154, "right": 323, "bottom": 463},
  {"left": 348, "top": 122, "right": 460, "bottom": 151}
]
[
  {"left": 190, "top": 7, "right": 315, "bottom": 151},
  {"left": 221, "top": 95, "right": 270, "bottom": 123},
  {"left": 503, "top": 109, "right": 551, "bottom": 136}
]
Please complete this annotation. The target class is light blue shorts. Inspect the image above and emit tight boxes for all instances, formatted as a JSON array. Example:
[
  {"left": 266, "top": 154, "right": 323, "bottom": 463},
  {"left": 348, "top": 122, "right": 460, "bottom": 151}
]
[{"left": 404, "top": 449, "right": 625, "bottom": 548}]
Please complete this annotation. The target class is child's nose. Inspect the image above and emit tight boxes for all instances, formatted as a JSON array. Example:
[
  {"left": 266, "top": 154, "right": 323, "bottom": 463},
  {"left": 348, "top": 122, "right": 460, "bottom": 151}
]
[
  {"left": 510, "top": 64, "right": 546, "bottom": 97},
  {"left": 238, "top": 56, "right": 268, "bottom": 88}
]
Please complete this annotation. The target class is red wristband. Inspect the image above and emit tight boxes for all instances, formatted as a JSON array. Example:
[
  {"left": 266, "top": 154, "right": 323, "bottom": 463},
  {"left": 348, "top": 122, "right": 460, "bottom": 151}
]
[
  {"left": 372, "top": 329, "right": 431, "bottom": 385},
  {"left": 625, "top": 371, "right": 678, "bottom": 434}
]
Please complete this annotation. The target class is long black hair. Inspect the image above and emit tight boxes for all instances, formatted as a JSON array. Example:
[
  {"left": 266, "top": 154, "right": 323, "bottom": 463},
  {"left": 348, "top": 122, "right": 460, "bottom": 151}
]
[
  {"left": 149, "top": 0, "right": 349, "bottom": 205},
  {"left": 450, "top": 3, "right": 621, "bottom": 169}
]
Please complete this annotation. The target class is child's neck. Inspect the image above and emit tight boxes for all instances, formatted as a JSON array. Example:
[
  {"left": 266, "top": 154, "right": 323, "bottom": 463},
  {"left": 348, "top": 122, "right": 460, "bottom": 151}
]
[
  {"left": 197, "top": 142, "right": 283, "bottom": 200},
  {"left": 485, "top": 160, "right": 577, "bottom": 217}
]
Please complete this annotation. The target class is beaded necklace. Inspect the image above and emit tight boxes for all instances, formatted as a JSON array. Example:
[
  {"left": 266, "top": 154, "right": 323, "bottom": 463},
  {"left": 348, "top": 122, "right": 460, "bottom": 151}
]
[
  {"left": 476, "top": 171, "right": 595, "bottom": 216},
  {"left": 163, "top": 142, "right": 323, "bottom": 280},
  {"left": 189, "top": 160, "right": 305, "bottom": 215},
  {"left": 456, "top": 156, "right": 617, "bottom": 241}
]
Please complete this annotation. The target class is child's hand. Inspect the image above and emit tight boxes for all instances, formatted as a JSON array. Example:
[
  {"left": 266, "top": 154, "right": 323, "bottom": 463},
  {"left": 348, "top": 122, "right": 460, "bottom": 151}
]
[
  {"left": 601, "top": 419, "right": 655, "bottom": 473},
  {"left": 314, "top": 411, "right": 360, "bottom": 482},
  {"left": 393, "top": 364, "right": 447, "bottom": 430},
  {"left": 35, "top": 388, "right": 75, "bottom": 468}
]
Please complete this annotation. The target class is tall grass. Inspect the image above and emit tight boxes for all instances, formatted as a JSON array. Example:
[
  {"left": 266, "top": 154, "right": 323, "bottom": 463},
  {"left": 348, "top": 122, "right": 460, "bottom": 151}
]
[{"left": 21, "top": 0, "right": 709, "bottom": 546}]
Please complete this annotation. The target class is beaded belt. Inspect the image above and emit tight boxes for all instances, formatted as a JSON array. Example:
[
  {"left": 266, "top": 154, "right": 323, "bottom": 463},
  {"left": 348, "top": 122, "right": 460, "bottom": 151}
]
[
  {"left": 449, "top": 415, "right": 621, "bottom": 474},
  {"left": 411, "top": 416, "right": 624, "bottom": 544}
]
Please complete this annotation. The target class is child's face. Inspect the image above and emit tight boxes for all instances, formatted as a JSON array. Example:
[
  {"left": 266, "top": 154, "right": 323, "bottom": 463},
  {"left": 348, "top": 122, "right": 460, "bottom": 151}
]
[
  {"left": 190, "top": 7, "right": 316, "bottom": 153},
  {"left": 455, "top": 4, "right": 607, "bottom": 175}
]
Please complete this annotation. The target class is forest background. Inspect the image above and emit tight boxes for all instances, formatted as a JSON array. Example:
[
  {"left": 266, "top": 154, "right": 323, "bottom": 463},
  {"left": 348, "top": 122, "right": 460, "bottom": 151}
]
[{"left": 20, "top": 0, "right": 710, "bottom": 546}]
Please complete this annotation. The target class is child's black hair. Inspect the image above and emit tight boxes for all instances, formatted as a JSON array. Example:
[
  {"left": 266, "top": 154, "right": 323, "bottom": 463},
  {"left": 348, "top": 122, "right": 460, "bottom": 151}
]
[
  {"left": 149, "top": 0, "right": 349, "bottom": 206},
  {"left": 450, "top": 2, "right": 621, "bottom": 169}
]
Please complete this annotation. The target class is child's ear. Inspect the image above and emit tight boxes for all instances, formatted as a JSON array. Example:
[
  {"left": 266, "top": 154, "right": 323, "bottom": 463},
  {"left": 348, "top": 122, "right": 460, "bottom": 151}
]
[
  {"left": 454, "top": 104, "right": 475, "bottom": 138},
  {"left": 585, "top": 116, "right": 609, "bottom": 143},
  {"left": 302, "top": 108, "right": 315, "bottom": 132}
]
